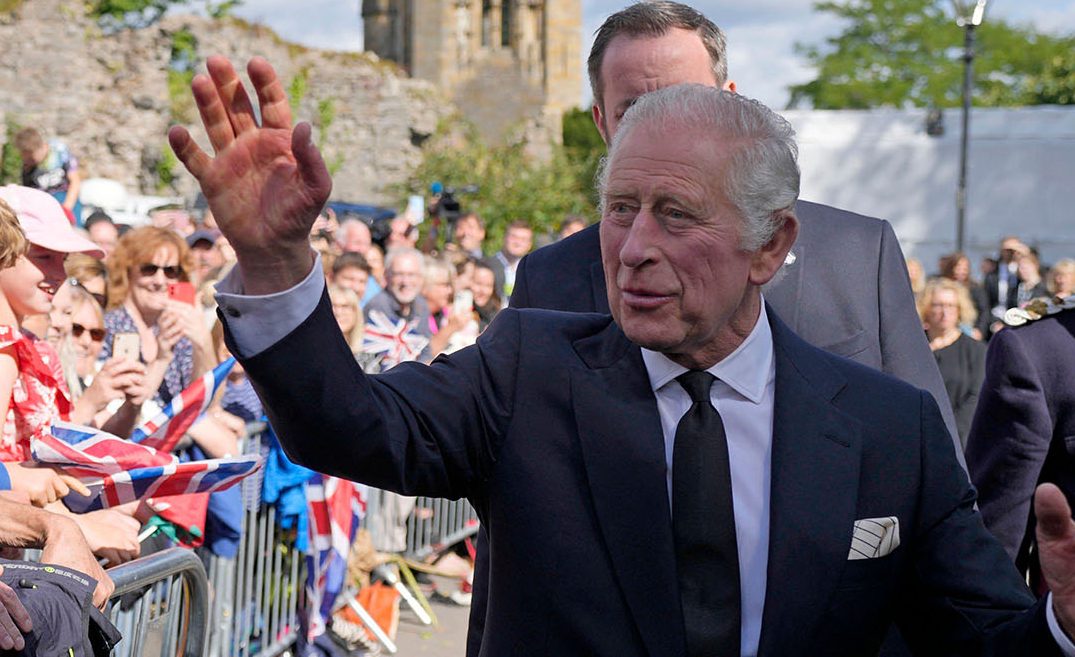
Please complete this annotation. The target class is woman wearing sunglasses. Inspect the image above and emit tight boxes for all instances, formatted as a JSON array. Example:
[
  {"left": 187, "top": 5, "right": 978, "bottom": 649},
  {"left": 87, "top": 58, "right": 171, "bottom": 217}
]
[
  {"left": 100, "top": 227, "right": 216, "bottom": 432},
  {"left": 55, "top": 285, "right": 152, "bottom": 426}
]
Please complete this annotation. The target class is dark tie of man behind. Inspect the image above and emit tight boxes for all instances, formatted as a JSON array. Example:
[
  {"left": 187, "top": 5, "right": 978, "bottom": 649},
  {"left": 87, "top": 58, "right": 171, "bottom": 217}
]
[{"left": 674, "top": 370, "right": 741, "bottom": 656}]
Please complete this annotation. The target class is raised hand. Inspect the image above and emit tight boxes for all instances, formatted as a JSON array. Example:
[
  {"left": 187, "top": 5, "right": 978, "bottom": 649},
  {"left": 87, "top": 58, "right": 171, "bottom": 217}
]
[
  {"left": 168, "top": 56, "right": 332, "bottom": 295},
  {"left": 1035, "top": 483, "right": 1075, "bottom": 637}
]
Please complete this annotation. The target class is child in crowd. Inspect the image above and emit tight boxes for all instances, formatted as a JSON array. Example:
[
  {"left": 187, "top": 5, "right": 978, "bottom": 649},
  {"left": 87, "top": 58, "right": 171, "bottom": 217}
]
[
  {"left": 0, "top": 188, "right": 142, "bottom": 564},
  {"left": 14, "top": 128, "right": 82, "bottom": 225}
]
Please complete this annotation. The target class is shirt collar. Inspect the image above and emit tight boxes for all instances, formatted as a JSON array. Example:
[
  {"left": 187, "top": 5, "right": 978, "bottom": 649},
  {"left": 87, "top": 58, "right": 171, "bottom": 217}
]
[{"left": 640, "top": 300, "right": 774, "bottom": 404}]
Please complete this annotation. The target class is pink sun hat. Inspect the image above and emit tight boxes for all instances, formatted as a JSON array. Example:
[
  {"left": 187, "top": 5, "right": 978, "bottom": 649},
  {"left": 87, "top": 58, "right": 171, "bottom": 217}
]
[{"left": 0, "top": 185, "right": 105, "bottom": 259}]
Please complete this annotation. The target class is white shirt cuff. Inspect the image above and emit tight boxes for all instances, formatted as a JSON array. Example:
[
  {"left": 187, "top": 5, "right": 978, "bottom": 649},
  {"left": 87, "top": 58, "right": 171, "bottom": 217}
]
[
  {"left": 1047, "top": 592, "right": 1075, "bottom": 656},
  {"left": 214, "top": 253, "right": 325, "bottom": 358}
]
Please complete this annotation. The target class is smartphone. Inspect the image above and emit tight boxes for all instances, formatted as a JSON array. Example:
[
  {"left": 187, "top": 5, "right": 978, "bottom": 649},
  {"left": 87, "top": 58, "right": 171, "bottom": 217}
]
[
  {"left": 112, "top": 332, "right": 140, "bottom": 362},
  {"left": 453, "top": 290, "right": 474, "bottom": 315},
  {"left": 168, "top": 281, "right": 196, "bottom": 305}
]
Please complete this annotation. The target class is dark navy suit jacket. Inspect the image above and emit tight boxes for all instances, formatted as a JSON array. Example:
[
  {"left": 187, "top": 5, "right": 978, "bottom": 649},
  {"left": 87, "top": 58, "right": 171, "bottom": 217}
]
[{"left": 228, "top": 293, "right": 1052, "bottom": 657}]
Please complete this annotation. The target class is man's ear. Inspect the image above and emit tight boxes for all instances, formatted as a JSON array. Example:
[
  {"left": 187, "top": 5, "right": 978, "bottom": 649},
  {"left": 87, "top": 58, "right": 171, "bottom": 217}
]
[
  {"left": 722, "top": 79, "right": 737, "bottom": 93},
  {"left": 592, "top": 103, "right": 610, "bottom": 145},
  {"left": 749, "top": 209, "right": 799, "bottom": 286}
]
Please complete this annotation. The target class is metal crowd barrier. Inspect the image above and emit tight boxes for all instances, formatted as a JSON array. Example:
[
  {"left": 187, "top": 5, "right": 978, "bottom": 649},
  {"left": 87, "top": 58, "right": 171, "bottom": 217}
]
[
  {"left": 203, "top": 423, "right": 304, "bottom": 657},
  {"left": 107, "top": 548, "right": 210, "bottom": 657},
  {"left": 364, "top": 487, "right": 481, "bottom": 560},
  {"left": 101, "top": 423, "right": 481, "bottom": 657}
]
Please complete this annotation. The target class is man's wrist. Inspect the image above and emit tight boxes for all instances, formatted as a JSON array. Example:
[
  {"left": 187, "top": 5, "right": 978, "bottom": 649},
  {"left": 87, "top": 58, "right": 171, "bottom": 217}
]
[
  {"left": 41, "top": 512, "right": 79, "bottom": 548},
  {"left": 1056, "top": 598, "right": 1075, "bottom": 644},
  {"left": 235, "top": 244, "right": 315, "bottom": 296}
]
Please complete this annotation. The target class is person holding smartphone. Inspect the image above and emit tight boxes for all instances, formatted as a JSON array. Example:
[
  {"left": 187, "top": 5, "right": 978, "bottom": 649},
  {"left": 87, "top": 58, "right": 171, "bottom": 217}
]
[
  {"left": 423, "top": 256, "right": 478, "bottom": 358},
  {"left": 99, "top": 227, "right": 216, "bottom": 432}
]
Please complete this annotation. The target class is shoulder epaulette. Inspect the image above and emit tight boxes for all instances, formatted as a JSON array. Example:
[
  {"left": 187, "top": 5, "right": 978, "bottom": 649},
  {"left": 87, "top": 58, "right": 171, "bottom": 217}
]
[{"left": 1003, "top": 294, "right": 1075, "bottom": 327}]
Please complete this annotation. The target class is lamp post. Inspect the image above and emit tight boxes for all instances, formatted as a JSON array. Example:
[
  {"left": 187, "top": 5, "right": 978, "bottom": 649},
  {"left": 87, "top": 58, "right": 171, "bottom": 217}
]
[{"left": 951, "top": 0, "right": 988, "bottom": 253}]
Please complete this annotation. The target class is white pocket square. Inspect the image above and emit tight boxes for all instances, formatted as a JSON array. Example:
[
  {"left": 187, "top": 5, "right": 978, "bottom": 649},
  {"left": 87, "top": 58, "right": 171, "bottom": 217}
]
[{"left": 848, "top": 516, "right": 900, "bottom": 560}]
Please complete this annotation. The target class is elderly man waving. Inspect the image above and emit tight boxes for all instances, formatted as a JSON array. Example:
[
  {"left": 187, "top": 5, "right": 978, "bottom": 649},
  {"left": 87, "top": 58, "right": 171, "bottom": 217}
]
[{"left": 171, "top": 57, "right": 1075, "bottom": 657}]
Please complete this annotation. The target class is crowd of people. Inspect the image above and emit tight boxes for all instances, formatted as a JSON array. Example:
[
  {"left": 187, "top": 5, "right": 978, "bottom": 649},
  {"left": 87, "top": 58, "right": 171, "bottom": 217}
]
[
  {"left": 0, "top": 157, "right": 580, "bottom": 648},
  {"left": 4, "top": 1, "right": 1075, "bottom": 654},
  {"left": 907, "top": 240, "right": 1075, "bottom": 444}
]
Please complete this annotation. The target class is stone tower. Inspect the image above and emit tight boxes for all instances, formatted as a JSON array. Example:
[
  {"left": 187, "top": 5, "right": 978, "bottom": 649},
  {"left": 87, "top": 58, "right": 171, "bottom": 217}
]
[{"left": 362, "top": 0, "right": 582, "bottom": 147}]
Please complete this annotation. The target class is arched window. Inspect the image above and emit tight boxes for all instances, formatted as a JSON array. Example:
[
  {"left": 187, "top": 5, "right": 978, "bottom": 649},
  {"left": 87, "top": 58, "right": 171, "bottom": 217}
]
[
  {"left": 501, "top": 0, "right": 512, "bottom": 47},
  {"left": 481, "top": 0, "right": 492, "bottom": 47}
]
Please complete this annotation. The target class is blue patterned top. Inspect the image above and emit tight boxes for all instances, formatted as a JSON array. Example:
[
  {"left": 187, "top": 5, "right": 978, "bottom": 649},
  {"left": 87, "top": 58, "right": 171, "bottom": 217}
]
[{"left": 100, "top": 306, "right": 194, "bottom": 406}]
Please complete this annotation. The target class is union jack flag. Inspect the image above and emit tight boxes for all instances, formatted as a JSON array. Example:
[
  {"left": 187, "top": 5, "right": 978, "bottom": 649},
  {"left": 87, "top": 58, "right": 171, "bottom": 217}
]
[
  {"left": 31, "top": 421, "right": 262, "bottom": 512},
  {"left": 304, "top": 475, "right": 368, "bottom": 640},
  {"left": 130, "top": 358, "right": 236, "bottom": 452},
  {"left": 362, "top": 311, "right": 429, "bottom": 370},
  {"left": 65, "top": 455, "right": 262, "bottom": 513},
  {"left": 33, "top": 422, "right": 175, "bottom": 479}
]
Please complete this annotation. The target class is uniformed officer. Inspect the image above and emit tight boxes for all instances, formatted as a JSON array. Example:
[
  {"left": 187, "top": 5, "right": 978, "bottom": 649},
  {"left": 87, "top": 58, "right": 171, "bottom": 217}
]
[{"left": 967, "top": 293, "right": 1075, "bottom": 590}]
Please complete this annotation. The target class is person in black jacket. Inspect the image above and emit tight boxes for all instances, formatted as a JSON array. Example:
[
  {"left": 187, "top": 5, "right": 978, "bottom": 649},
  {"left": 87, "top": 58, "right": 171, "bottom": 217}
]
[
  {"left": 967, "top": 295, "right": 1075, "bottom": 590},
  {"left": 917, "top": 279, "right": 986, "bottom": 448}
]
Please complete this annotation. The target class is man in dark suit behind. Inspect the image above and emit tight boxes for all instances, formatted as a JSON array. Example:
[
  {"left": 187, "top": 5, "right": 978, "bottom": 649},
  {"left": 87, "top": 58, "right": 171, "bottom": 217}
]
[
  {"left": 966, "top": 297, "right": 1075, "bottom": 589},
  {"left": 510, "top": 1, "right": 961, "bottom": 448},
  {"left": 171, "top": 54, "right": 1075, "bottom": 657}
]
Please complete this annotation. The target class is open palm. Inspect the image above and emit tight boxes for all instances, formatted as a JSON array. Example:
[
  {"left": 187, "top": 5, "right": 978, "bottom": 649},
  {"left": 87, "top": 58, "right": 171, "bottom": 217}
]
[{"left": 168, "top": 56, "right": 332, "bottom": 291}]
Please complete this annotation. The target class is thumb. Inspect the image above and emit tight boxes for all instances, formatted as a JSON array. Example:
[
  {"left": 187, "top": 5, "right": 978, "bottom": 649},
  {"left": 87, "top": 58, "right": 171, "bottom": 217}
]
[
  {"left": 1035, "top": 483, "right": 1075, "bottom": 542},
  {"left": 292, "top": 122, "right": 332, "bottom": 203}
]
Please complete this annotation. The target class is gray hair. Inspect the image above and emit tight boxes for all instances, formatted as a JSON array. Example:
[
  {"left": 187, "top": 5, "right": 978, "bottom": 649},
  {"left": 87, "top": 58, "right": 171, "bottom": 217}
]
[
  {"left": 596, "top": 85, "right": 800, "bottom": 251},
  {"left": 335, "top": 218, "right": 371, "bottom": 246},
  {"left": 384, "top": 246, "right": 424, "bottom": 275},
  {"left": 588, "top": 1, "right": 728, "bottom": 109}
]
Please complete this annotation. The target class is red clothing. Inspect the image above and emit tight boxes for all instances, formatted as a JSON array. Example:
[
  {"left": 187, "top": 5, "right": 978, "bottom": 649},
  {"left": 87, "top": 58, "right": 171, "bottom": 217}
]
[{"left": 0, "top": 325, "right": 71, "bottom": 461}]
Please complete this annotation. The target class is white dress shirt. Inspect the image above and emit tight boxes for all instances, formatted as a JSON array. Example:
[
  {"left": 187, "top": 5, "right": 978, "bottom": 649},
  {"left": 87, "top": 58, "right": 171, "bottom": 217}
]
[
  {"left": 216, "top": 256, "right": 1075, "bottom": 657},
  {"left": 641, "top": 302, "right": 774, "bottom": 657}
]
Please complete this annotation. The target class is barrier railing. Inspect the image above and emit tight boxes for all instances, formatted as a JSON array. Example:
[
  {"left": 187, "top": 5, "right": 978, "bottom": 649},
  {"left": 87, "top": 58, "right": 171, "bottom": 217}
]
[
  {"left": 101, "top": 423, "right": 482, "bottom": 657},
  {"left": 107, "top": 547, "right": 210, "bottom": 657},
  {"left": 204, "top": 423, "right": 304, "bottom": 657}
]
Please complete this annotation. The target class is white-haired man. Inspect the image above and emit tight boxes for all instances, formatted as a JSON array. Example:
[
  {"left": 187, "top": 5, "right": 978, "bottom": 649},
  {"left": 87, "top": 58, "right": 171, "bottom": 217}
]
[{"left": 172, "top": 56, "right": 1075, "bottom": 657}]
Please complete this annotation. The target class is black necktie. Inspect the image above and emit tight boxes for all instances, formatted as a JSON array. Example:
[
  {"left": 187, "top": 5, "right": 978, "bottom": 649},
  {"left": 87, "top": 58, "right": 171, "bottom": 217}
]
[{"left": 672, "top": 370, "right": 741, "bottom": 657}]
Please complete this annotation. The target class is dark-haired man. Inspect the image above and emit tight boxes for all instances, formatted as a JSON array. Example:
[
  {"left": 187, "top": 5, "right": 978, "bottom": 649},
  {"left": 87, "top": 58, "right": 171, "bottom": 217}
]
[{"left": 511, "top": 1, "right": 959, "bottom": 449}]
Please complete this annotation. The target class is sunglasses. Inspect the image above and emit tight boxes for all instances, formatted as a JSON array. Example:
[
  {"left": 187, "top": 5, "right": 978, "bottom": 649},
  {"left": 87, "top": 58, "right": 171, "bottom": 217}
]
[
  {"left": 71, "top": 323, "right": 106, "bottom": 342},
  {"left": 66, "top": 277, "right": 108, "bottom": 308},
  {"left": 138, "top": 263, "right": 183, "bottom": 280}
]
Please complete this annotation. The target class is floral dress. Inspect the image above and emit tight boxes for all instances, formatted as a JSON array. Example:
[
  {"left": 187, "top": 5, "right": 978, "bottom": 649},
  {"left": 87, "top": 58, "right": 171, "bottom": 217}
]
[{"left": 0, "top": 325, "right": 72, "bottom": 462}]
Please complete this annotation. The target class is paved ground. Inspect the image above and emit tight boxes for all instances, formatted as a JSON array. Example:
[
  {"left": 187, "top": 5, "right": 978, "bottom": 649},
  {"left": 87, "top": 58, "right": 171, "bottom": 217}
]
[{"left": 393, "top": 575, "right": 470, "bottom": 657}]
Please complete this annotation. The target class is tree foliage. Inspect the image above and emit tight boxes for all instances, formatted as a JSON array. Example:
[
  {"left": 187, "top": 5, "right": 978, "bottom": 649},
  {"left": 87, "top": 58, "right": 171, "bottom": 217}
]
[
  {"left": 790, "top": 0, "right": 1075, "bottom": 108},
  {"left": 561, "top": 107, "right": 606, "bottom": 208},
  {"left": 398, "top": 121, "right": 595, "bottom": 250},
  {"left": 90, "top": 0, "right": 240, "bottom": 30}
]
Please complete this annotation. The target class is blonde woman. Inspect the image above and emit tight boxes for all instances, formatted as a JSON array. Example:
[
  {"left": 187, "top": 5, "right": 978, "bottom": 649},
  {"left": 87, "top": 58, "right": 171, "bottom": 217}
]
[
  {"left": 1048, "top": 258, "right": 1075, "bottom": 298},
  {"left": 328, "top": 284, "right": 365, "bottom": 355},
  {"left": 917, "top": 279, "right": 986, "bottom": 446}
]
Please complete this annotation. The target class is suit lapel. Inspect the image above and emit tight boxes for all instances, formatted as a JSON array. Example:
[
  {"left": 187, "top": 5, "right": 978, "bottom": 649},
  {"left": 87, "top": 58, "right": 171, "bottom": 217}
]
[
  {"left": 571, "top": 322, "right": 683, "bottom": 657},
  {"left": 589, "top": 260, "right": 611, "bottom": 314},
  {"left": 758, "top": 312, "right": 862, "bottom": 657}
]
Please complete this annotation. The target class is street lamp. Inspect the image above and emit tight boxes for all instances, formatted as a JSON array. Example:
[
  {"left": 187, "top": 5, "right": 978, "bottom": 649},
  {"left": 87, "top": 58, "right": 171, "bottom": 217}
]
[{"left": 951, "top": 0, "right": 989, "bottom": 253}]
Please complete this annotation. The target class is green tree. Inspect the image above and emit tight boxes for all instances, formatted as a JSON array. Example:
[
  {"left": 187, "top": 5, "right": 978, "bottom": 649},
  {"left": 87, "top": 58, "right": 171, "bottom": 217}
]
[
  {"left": 790, "top": 0, "right": 1075, "bottom": 108},
  {"left": 398, "top": 122, "right": 594, "bottom": 251},
  {"left": 90, "top": 0, "right": 241, "bottom": 30},
  {"left": 1, "top": 119, "right": 24, "bottom": 185},
  {"left": 562, "top": 107, "right": 605, "bottom": 207},
  {"left": 166, "top": 27, "right": 198, "bottom": 123}
]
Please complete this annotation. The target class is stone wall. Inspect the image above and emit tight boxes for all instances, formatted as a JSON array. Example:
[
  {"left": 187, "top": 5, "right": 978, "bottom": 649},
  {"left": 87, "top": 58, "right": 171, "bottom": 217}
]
[{"left": 0, "top": 0, "right": 452, "bottom": 205}]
